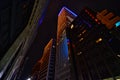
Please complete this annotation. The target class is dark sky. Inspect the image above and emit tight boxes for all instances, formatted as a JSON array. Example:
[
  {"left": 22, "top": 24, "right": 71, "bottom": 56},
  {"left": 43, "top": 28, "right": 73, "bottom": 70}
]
[{"left": 20, "top": 0, "right": 120, "bottom": 79}]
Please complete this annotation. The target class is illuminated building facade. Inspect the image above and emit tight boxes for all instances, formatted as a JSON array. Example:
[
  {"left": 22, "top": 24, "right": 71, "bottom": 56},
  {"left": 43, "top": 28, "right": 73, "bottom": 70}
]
[
  {"left": 55, "top": 7, "right": 77, "bottom": 80},
  {"left": 31, "top": 39, "right": 56, "bottom": 80},
  {"left": 67, "top": 7, "right": 120, "bottom": 80}
]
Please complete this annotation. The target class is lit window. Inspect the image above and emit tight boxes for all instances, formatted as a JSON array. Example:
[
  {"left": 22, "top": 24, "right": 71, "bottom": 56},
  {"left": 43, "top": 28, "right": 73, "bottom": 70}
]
[
  {"left": 82, "top": 30, "right": 86, "bottom": 34},
  {"left": 77, "top": 52, "right": 82, "bottom": 55},
  {"left": 79, "top": 38, "right": 84, "bottom": 42},
  {"left": 70, "top": 24, "right": 74, "bottom": 29},
  {"left": 78, "top": 34, "right": 82, "bottom": 37},
  {"left": 96, "top": 38, "right": 102, "bottom": 43}
]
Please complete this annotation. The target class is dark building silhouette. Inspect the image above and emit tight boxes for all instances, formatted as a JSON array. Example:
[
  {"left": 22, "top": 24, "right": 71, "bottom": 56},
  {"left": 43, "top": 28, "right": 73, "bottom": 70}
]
[
  {"left": 66, "top": 7, "right": 120, "bottom": 80},
  {"left": 0, "top": 0, "right": 35, "bottom": 60},
  {"left": 0, "top": 0, "right": 49, "bottom": 79}
]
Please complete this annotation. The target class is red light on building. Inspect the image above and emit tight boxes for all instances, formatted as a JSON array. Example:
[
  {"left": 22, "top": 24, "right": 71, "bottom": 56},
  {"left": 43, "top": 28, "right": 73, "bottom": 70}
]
[
  {"left": 98, "top": 22, "right": 100, "bottom": 24},
  {"left": 90, "top": 14, "right": 92, "bottom": 17},
  {"left": 95, "top": 19, "right": 98, "bottom": 22},
  {"left": 92, "top": 16, "right": 95, "bottom": 19},
  {"left": 72, "top": 44, "right": 75, "bottom": 48},
  {"left": 85, "top": 9, "right": 88, "bottom": 13},
  {"left": 87, "top": 12, "right": 90, "bottom": 15}
]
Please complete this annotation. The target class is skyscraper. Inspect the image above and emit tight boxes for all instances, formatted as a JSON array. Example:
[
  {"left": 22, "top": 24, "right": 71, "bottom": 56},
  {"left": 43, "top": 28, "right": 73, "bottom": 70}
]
[
  {"left": 55, "top": 7, "right": 77, "bottom": 80},
  {"left": 67, "top": 7, "right": 120, "bottom": 80},
  {"left": 31, "top": 39, "right": 56, "bottom": 80}
]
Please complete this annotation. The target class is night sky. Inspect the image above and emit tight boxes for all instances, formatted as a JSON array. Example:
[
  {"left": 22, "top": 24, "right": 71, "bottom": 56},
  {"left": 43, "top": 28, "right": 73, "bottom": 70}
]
[{"left": 20, "top": 0, "right": 120, "bottom": 79}]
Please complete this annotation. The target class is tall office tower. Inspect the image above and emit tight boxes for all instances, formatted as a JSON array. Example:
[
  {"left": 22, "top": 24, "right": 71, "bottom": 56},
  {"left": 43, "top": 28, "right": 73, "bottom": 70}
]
[
  {"left": 31, "top": 39, "right": 56, "bottom": 80},
  {"left": 0, "top": 0, "right": 49, "bottom": 79},
  {"left": 67, "top": 7, "right": 120, "bottom": 80},
  {"left": 55, "top": 7, "right": 77, "bottom": 80}
]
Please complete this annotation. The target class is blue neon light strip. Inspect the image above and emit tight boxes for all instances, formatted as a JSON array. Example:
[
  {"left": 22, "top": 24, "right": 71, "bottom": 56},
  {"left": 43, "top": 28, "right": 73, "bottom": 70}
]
[
  {"left": 58, "top": 7, "right": 64, "bottom": 16},
  {"left": 38, "top": 0, "right": 50, "bottom": 26},
  {"left": 58, "top": 6, "right": 77, "bottom": 17},
  {"left": 115, "top": 21, "right": 120, "bottom": 27},
  {"left": 64, "top": 7, "right": 78, "bottom": 17}
]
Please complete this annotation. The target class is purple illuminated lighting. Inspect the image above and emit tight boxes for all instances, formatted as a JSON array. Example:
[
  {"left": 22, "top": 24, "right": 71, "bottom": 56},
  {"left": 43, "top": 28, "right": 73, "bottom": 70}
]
[
  {"left": 67, "top": 38, "right": 70, "bottom": 43},
  {"left": 38, "top": 0, "right": 50, "bottom": 26},
  {"left": 38, "top": 16, "right": 44, "bottom": 25},
  {"left": 58, "top": 6, "right": 77, "bottom": 17},
  {"left": 83, "top": 20, "right": 92, "bottom": 28}
]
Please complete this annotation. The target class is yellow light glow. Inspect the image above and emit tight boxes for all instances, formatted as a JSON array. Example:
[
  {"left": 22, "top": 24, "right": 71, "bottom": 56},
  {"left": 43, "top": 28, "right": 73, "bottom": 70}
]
[
  {"left": 70, "top": 24, "right": 74, "bottom": 29},
  {"left": 79, "top": 38, "right": 84, "bottom": 42},
  {"left": 78, "top": 34, "right": 82, "bottom": 37},
  {"left": 82, "top": 30, "right": 86, "bottom": 34},
  {"left": 117, "top": 54, "right": 120, "bottom": 58},
  {"left": 77, "top": 52, "right": 82, "bottom": 55},
  {"left": 96, "top": 38, "right": 102, "bottom": 43}
]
